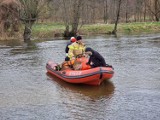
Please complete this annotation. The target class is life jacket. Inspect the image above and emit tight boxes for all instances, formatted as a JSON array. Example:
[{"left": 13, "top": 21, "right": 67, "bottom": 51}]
[
  {"left": 62, "top": 57, "right": 91, "bottom": 70},
  {"left": 62, "top": 59, "right": 75, "bottom": 68},
  {"left": 76, "top": 57, "right": 91, "bottom": 70},
  {"left": 68, "top": 42, "right": 85, "bottom": 59}
]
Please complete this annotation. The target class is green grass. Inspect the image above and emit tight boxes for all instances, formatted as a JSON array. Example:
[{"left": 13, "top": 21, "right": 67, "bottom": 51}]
[
  {"left": 81, "top": 24, "right": 113, "bottom": 34},
  {"left": 32, "top": 22, "right": 65, "bottom": 38},
  {"left": 119, "top": 22, "right": 160, "bottom": 33},
  {"left": 32, "top": 22, "right": 65, "bottom": 31},
  {"left": 31, "top": 22, "right": 160, "bottom": 38}
]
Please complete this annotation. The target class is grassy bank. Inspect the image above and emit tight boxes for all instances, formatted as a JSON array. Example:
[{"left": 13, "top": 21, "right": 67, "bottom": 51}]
[
  {"left": 32, "top": 22, "right": 65, "bottom": 38},
  {"left": 1, "top": 22, "right": 160, "bottom": 40},
  {"left": 32, "top": 22, "right": 160, "bottom": 38}
]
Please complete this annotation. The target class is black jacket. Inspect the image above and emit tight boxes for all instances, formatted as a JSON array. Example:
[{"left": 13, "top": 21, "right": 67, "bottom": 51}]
[
  {"left": 87, "top": 49, "right": 106, "bottom": 68},
  {"left": 65, "top": 42, "right": 72, "bottom": 53}
]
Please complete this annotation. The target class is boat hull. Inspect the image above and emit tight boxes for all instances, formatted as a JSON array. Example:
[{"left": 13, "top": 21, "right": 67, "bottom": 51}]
[{"left": 46, "top": 60, "right": 114, "bottom": 85}]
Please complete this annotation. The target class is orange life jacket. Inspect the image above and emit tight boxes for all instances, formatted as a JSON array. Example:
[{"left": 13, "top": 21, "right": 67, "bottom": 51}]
[
  {"left": 62, "top": 57, "right": 91, "bottom": 70},
  {"left": 76, "top": 57, "right": 91, "bottom": 70},
  {"left": 62, "top": 59, "right": 75, "bottom": 67}
]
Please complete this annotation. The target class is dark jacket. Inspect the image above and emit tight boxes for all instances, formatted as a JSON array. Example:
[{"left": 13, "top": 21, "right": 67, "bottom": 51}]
[
  {"left": 65, "top": 42, "right": 72, "bottom": 61},
  {"left": 87, "top": 48, "right": 106, "bottom": 68},
  {"left": 65, "top": 42, "right": 72, "bottom": 53}
]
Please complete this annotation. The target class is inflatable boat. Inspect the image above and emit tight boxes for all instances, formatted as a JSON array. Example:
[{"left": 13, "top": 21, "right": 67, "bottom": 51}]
[{"left": 46, "top": 58, "right": 114, "bottom": 86}]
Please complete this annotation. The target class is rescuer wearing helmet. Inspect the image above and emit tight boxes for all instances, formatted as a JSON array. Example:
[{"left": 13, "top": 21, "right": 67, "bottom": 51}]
[
  {"left": 67, "top": 36, "right": 86, "bottom": 60},
  {"left": 65, "top": 37, "right": 77, "bottom": 61}
]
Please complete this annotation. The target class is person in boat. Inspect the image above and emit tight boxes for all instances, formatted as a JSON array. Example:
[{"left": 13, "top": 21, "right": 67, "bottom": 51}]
[
  {"left": 67, "top": 35, "right": 86, "bottom": 60},
  {"left": 65, "top": 37, "right": 77, "bottom": 61},
  {"left": 54, "top": 59, "right": 82, "bottom": 71},
  {"left": 85, "top": 47, "right": 107, "bottom": 68}
]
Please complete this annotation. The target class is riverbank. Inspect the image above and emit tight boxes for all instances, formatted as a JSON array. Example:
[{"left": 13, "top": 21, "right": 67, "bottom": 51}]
[
  {"left": 0, "top": 22, "right": 160, "bottom": 40},
  {"left": 32, "top": 22, "right": 160, "bottom": 38}
]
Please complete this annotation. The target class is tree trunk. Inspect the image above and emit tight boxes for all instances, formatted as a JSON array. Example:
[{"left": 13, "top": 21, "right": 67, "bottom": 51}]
[
  {"left": 70, "top": 0, "right": 82, "bottom": 36},
  {"left": 154, "top": 0, "right": 159, "bottom": 21},
  {"left": 63, "top": 25, "right": 75, "bottom": 37},
  {"left": 23, "top": 23, "right": 32, "bottom": 42},
  {"left": 144, "top": 1, "right": 147, "bottom": 22},
  {"left": 112, "top": 0, "right": 122, "bottom": 35},
  {"left": 62, "top": 0, "right": 70, "bottom": 37},
  {"left": 104, "top": 0, "right": 108, "bottom": 23},
  {"left": 125, "top": 0, "right": 129, "bottom": 23}
]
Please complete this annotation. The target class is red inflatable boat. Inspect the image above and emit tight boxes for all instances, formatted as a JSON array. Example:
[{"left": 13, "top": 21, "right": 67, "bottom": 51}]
[{"left": 46, "top": 58, "right": 114, "bottom": 86}]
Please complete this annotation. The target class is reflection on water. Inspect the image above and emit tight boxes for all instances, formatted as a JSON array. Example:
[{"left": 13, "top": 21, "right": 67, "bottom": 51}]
[
  {"left": 46, "top": 73, "right": 115, "bottom": 100},
  {"left": 10, "top": 41, "right": 38, "bottom": 54},
  {"left": 0, "top": 34, "right": 160, "bottom": 120},
  {"left": 0, "top": 39, "right": 23, "bottom": 47}
]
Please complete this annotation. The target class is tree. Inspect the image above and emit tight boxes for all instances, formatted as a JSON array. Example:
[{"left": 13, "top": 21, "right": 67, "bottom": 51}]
[
  {"left": 146, "top": 0, "right": 160, "bottom": 21},
  {"left": 71, "top": 0, "right": 83, "bottom": 35},
  {"left": 0, "top": 0, "right": 20, "bottom": 39},
  {"left": 19, "top": 0, "right": 48, "bottom": 42},
  {"left": 112, "top": 0, "right": 122, "bottom": 35},
  {"left": 103, "top": 0, "right": 108, "bottom": 23},
  {"left": 62, "top": 0, "right": 84, "bottom": 37}
]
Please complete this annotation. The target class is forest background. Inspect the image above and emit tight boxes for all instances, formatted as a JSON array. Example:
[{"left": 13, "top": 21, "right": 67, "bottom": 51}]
[{"left": 0, "top": 0, "right": 160, "bottom": 41}]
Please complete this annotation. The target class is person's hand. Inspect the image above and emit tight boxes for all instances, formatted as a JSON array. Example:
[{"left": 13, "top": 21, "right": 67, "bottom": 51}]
[
  {"left": 72, "top": 57, "right": 76, "bottom": 60},
  {"left": 84, "top": 54, "right": 89, "bottom": 58},
  {"left": 82, "top": 54, "right": 86, "bottom": 57}
]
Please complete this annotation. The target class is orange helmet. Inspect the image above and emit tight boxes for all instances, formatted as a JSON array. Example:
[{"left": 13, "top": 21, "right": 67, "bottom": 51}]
[{"left": 70, "top": 37, "right": 77, "bottom": 42}]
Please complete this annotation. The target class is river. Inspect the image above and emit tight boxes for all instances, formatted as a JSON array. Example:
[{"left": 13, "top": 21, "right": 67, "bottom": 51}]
[{"left": 0, "top": 34, "right": 160, "bottom": 120}]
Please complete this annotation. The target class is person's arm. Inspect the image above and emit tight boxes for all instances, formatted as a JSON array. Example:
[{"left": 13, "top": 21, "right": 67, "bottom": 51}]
[
  {"left": 65, "top": 45, "right": 69, "bottom": 53},
  {"left": 86, "top": 56, "right": 92, "bottom": 65},
  {"left": 68, "top": 45, "right": 74, "bottom": 59}
]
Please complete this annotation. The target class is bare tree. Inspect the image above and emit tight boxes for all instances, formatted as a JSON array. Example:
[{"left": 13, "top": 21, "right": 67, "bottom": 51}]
[
  {"left": 112, "top": 0, "right": 122, "bottom": 35},
  {"left": 61, "top": 0, "right": 84, "bottom": 37},
  {"left": 2, "top": 0, "right": 160, "bottom": 39},
  {"left": 146, "top": 0, "right": 160, "bottom": 21},
  {"left": 61, "top": 0, "right": 71, "bottom": 37},
  {"left": 125, "top": 0, "right": 129, "bottom": 23},
  {"left": 19, "top": 0, "right": 48, "bottom": 42},
  {"left": 0, "top": 0, "right": 20, "bottom": 39},
  {"left": 103, "top": 0, "right": 108, "bottom": 23}
]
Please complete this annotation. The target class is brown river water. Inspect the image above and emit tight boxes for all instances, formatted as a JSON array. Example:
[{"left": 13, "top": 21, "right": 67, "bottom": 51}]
[{"left": 0, "top": 34, "right": 160, "bottom": 120}]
